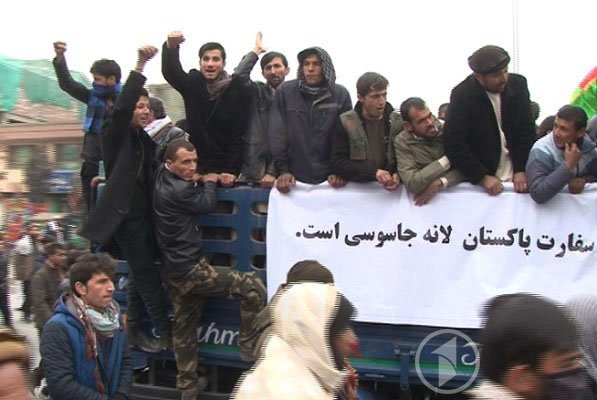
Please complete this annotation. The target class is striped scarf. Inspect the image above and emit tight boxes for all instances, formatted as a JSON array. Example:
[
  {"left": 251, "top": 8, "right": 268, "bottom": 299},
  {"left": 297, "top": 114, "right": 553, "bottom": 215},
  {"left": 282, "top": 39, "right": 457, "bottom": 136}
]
[
  {"left": 71, "top": 294, "right": 120, "bottom": 394},
  {"left": 84, "top": 82, "right": 122, "bottom": 134}
]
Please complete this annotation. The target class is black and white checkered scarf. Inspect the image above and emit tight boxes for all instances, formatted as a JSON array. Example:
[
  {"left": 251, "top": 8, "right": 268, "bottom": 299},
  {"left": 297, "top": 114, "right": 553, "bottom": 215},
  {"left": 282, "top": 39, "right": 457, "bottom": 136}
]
[{"left": 297, "top": 47, "right": 336, "bottom": 98}]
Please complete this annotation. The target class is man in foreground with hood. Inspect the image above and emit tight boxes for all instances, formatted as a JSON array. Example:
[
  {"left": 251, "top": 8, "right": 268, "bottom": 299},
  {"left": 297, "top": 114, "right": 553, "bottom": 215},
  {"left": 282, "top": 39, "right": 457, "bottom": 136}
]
[
  {"left": 269, "top": 46, "right": 352, "bottom": 193},
  {"left": 246, "top": 259, "right": 335, "bottom": 360},
  {"left": 233, "top": 282, "right": 359, "bottom": 399}
]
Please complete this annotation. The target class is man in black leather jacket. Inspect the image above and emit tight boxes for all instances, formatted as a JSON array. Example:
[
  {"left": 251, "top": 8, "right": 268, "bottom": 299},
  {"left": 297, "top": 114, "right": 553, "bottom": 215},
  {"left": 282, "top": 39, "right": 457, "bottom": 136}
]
[{"left": 153, "top": 139, "right": 266, "bottom": 400}]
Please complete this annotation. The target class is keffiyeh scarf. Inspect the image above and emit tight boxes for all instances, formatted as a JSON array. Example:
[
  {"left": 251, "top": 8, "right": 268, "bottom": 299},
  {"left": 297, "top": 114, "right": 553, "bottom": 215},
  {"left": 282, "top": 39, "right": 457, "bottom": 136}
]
[{"left": 297, "top": 46, "right": 336, "bottom": 99}]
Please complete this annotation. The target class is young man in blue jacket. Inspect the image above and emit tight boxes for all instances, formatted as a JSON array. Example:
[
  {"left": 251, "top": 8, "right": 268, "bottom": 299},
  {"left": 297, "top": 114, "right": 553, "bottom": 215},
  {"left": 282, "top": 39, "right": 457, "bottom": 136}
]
[{"left": 41, "top": 253, "right": 131, "bottom": 400}]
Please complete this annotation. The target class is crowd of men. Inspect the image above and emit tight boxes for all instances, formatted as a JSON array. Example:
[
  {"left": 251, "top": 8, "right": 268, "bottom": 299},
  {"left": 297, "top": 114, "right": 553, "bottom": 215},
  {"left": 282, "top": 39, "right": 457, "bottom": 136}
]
[{"left": 0, "top": 32, "right": 595, "bottom": 400}]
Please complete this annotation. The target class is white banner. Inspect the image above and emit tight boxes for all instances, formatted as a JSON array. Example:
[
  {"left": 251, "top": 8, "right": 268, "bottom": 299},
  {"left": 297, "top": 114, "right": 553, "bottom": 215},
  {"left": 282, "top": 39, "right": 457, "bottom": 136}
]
[{"left": 266, "top": 182, "right": 597, "bottom": 328}]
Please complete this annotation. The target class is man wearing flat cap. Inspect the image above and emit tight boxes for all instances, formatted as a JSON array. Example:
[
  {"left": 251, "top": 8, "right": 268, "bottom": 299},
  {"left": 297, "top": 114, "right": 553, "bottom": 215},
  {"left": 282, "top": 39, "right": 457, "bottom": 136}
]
[{"left": 444, "top": 45, "right": 536, "bottom": 195}]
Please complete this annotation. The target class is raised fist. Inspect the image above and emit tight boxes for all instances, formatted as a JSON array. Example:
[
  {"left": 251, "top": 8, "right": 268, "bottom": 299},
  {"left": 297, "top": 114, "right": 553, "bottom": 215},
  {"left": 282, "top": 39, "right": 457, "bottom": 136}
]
[
  {"left": 138, "top": 46, "right": 159, "bottom": 62},
  {"left": 53, "top": 41, "right": 67, "bottom": 56},
  {"left": 167, "top": 31, "right": 185, "bottom": 49}
]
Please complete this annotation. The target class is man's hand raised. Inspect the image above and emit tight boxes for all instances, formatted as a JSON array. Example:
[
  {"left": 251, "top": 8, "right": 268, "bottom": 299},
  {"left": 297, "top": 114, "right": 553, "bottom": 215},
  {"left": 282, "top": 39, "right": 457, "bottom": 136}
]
[
  {"left": 253, "top": 32, "right": 267, "bottom": 55},
  {"left": 53, "top": 41, "right": 67, "bottom": 61},
  {"left": 138, "top": 46, "right": 158, "bottom": 63},
  {"left": 167, "top": 31, "right": 185, "bottom": 49},
  {"left": 135, "top": 46, "right": 158, "bottom": 73}
]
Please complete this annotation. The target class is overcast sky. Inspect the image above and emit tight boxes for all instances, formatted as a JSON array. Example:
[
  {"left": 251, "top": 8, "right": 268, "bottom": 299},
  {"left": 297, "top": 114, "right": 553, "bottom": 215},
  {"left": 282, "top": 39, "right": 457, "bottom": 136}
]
[{"left": 2, "top": 0, "right": 595, "bottom": 120}]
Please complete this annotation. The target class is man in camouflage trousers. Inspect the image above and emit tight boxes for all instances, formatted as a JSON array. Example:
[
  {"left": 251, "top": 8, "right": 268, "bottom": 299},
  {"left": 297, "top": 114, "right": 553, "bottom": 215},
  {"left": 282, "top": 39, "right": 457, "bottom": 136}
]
[{"left": 153, "top": 139, "right": 266, "bottom": 400}]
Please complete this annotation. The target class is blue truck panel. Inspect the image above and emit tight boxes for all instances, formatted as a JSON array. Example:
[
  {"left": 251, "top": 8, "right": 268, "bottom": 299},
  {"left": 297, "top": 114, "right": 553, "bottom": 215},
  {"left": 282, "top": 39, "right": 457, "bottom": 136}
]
[{"left": 111, "top": 186, "right": 479, "bottom": 397}]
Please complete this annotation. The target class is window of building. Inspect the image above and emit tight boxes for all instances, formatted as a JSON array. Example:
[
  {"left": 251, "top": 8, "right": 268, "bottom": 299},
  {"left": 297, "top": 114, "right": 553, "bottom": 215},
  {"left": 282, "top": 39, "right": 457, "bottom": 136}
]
[
  {"left": 8, "top": 145, "right": 35, "bottom": 169},
  {"left": 55, "top": 144, "right": 80, "bottom": 170}
]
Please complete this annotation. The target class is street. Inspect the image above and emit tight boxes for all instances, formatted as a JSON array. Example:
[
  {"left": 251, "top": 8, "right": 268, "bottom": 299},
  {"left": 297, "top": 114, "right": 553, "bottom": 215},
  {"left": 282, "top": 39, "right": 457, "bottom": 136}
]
[{"left": 4, "top": 261, "right": 41, "bottom": 369}]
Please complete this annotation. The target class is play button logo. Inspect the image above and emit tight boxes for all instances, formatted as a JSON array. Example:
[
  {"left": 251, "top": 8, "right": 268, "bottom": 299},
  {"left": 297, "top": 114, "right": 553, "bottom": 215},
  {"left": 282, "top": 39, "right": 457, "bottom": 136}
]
[{"left": 415, "top": 329, "right": 480, "bottom": 394}]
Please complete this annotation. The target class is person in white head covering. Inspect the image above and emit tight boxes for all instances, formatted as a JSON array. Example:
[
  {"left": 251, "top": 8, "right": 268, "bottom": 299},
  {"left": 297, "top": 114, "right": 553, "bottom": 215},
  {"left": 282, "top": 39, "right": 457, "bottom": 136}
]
[{"left": 233, "top": 282, "right": 358, "bottom": 400}]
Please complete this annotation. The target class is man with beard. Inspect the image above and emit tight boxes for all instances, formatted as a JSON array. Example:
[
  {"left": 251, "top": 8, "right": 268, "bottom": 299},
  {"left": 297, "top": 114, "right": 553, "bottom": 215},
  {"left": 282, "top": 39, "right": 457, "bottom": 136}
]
[
  {"left": 395, "top": 97, "right": 463, "bottom": 205},
  {"left": 444, "top": 45, "right": 536, "bottom": 196},
  {"left": 235, "top": 33, "right": 290, "bottom": 188}
]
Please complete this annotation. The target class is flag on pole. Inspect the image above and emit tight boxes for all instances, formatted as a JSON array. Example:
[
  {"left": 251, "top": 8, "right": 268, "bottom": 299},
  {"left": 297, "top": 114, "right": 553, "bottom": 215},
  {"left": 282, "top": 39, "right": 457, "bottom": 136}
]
[{"left": 571, "top": 66, "right": 597, "bottom": 119}]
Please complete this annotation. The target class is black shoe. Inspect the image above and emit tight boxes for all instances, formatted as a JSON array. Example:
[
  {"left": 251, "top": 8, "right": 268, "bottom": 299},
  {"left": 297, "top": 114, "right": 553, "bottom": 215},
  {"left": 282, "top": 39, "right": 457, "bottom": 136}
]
[{"left": 128, "top": 324, "right": 164, "bottom": 353}]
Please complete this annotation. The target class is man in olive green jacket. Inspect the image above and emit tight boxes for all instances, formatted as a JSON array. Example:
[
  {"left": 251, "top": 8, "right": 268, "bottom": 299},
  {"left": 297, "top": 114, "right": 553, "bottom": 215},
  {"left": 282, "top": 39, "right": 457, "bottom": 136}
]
[
  {"left": 394, "top": 97, "right": 463, "bottom": 206},
  {"left": 31, "top": 243, "right": 67, "bottom": 336}
]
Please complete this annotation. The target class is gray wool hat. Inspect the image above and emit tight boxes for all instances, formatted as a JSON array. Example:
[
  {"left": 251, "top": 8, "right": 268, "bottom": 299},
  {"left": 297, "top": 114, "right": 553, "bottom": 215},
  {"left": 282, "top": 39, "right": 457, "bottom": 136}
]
[{"left": 468, "top": 45, "right": 510, "bottom": 74}]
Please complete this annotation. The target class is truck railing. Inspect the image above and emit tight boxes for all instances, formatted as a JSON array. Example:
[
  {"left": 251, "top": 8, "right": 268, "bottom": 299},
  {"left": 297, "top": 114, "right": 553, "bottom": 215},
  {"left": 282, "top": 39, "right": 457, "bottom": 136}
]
[{"left": 107, "top": 185, "right": 479, "bottom": 398}]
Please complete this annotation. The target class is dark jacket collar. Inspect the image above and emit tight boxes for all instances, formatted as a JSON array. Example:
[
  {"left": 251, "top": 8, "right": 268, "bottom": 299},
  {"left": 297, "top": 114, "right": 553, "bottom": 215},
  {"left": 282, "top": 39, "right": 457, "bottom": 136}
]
[
  {"left": 464, "top": 74, "right": 519, "bottom": 98},
  {"left": 354, "top": 101, "right": 394, "bottom": 122}
]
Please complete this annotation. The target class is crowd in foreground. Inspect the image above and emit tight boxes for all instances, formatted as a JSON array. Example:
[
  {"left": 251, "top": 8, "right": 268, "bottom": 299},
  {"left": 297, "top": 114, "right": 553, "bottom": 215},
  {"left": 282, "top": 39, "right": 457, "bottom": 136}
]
[{"left": 2, "top": 254, "right": 597, "bottom": 400}]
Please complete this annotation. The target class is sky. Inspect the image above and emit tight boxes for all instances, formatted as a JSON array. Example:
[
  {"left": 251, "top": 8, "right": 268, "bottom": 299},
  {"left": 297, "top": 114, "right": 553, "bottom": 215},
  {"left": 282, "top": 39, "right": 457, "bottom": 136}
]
[{"left": 2, "top": 0, "right": 595, "bottom": 121}]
